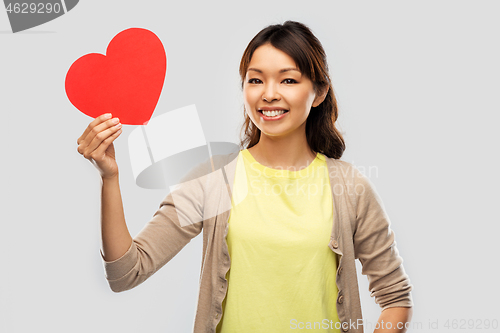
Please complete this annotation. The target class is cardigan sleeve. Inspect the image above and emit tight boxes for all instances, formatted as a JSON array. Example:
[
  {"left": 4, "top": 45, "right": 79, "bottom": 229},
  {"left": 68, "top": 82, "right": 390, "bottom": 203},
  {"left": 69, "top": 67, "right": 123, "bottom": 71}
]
[
  {"left": 99, "top": 159, "right": 212, "bottom": 293},
  {"left": 351, "top": 167, "right": 413, "bottom": 310}
]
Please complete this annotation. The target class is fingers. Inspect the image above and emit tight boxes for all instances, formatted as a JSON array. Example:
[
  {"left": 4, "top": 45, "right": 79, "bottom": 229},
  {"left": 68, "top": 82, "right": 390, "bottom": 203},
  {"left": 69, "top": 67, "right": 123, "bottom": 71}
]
[
  {"left": 77, "top": 113, "right": 122, "bottom": 159},
  {"left": 85, "top": 120, "right": 122, "bottom": 159},
  {"left": 77, "top": 113, "right": 111, "bottom": 145},
  {"left": 91, "top": 127, "right": 123, "bottom": 161}
]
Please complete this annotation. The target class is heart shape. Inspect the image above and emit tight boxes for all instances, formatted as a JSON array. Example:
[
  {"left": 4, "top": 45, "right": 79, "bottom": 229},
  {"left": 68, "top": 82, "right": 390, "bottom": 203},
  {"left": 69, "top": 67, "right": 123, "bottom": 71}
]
[{"left": 65, "top": 28, "right": 167, "bottom": 125}]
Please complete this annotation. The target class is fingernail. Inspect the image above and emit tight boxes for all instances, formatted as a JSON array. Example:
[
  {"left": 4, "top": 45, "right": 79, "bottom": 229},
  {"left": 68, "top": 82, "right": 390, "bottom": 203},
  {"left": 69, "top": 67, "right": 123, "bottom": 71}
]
[{"left": 104, "top": 113, "right": 112, "bottom": 118}]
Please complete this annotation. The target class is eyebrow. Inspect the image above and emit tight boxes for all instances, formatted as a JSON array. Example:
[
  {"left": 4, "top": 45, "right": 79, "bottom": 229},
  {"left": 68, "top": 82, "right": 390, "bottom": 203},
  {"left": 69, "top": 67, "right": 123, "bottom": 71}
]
[{"left": 247, "top": 67, "right": 301, "bottom": 74}]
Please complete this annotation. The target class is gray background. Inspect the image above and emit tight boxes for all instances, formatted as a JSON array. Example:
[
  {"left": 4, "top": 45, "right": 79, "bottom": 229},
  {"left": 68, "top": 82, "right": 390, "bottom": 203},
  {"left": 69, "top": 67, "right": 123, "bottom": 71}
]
[{"left": 1, "top": 0, "right": 499, "bottom": 332}]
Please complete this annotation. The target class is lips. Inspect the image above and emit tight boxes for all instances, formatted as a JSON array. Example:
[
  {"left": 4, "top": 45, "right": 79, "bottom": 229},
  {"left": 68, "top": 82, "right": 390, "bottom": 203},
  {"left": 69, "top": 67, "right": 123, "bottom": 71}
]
[
  {"left": 258, "top": 107, "right": 288, "bottom": 111},
  {"left": 258, "top": 107, "right": 289, "bottom": 115},
  {"left": 258, "top": 110, "right": 289, "bottom": 114}
]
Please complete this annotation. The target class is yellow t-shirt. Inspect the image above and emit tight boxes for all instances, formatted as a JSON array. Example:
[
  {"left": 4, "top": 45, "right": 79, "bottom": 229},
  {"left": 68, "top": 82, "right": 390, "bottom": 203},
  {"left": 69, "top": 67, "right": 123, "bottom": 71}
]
[{"left": 217, "top": 149, "right": 340, "bottom": 332}]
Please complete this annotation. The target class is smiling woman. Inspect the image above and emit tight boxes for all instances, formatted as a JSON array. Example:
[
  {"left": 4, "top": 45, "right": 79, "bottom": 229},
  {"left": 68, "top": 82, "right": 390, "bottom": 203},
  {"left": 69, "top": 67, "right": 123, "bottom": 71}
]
[
  {"left": 83, "top": 19, "right": 413, "bottom": 333},
  {"left": 211, "top": 21, "right": 413, "bottom": 333}
]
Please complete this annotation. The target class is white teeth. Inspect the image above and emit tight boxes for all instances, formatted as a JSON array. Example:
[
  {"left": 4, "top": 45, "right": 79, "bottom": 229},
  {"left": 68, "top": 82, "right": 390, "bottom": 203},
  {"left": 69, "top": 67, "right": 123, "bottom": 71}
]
[{"left": 262, "top": 110, "right": 286, "bottom": 117}]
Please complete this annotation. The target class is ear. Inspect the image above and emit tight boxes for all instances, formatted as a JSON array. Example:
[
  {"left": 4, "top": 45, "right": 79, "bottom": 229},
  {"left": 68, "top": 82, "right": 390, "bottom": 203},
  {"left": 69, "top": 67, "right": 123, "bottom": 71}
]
[{"left": 312, "top": 86, "right": 329, "bottom": 108}]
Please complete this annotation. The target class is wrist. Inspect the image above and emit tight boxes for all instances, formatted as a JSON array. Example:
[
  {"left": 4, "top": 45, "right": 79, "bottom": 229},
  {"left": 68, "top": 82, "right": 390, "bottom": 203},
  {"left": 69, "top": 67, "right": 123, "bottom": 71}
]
[{"left": 101, "top": 173, "right": 119, "bottom": 183}]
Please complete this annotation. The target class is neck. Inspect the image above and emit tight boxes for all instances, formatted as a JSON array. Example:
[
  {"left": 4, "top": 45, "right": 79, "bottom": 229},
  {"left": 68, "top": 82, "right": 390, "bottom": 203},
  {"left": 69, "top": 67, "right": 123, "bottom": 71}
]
[{"left": 248, "top": 130, "right": 316, "bottom": 171}]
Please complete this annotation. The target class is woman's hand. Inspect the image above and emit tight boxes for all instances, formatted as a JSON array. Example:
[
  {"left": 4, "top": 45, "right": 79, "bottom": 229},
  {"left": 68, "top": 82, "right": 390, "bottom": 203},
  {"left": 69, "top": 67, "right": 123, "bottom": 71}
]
[{"left": 77, "top": 113, "right": 123, "bottom": 180}]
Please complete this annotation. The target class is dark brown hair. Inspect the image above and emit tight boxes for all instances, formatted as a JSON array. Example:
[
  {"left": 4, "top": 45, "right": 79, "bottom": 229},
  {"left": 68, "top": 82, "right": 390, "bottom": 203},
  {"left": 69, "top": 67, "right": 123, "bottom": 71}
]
[{"left": 238, "top": 20, "right": 345, "bottom": 159}]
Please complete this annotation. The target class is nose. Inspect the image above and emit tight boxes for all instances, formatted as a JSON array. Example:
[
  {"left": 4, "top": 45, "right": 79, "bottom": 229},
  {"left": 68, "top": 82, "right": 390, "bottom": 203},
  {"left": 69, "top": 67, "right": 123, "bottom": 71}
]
[{"left": 262, "top": 82, "right": 281, "bottom": 102}]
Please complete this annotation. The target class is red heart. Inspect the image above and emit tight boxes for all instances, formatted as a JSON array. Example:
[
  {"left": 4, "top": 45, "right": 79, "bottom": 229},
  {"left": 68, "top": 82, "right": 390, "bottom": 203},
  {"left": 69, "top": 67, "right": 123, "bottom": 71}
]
[{"left": 65, "top": 28, "right": 166, "bottom": 125}]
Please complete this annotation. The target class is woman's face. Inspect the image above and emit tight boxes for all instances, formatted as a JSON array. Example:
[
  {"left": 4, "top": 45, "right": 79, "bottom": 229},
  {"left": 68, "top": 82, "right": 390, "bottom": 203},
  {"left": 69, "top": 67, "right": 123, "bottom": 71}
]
[{"left": 243, "top": 43, "right": 323, "bottom": 139}]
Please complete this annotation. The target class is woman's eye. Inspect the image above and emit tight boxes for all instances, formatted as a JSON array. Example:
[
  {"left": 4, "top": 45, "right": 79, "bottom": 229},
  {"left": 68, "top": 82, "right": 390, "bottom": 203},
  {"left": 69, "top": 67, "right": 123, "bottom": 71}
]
[{"left": 247, "top": 78, "right": 297, "bottom": 84}]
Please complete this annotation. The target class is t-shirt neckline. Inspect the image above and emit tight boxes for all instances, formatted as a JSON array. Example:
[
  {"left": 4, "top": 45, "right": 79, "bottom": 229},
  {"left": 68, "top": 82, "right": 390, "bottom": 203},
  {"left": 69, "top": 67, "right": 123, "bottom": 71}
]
[{"left": 242, "top": 149, "right": 323, "bottom": 179}]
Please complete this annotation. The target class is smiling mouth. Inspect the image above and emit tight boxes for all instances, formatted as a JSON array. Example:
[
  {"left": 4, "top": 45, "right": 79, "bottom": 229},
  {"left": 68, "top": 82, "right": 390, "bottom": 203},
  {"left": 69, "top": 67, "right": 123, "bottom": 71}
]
[{"left": 258, "top": 110, "right": 289, "bottom": 116}]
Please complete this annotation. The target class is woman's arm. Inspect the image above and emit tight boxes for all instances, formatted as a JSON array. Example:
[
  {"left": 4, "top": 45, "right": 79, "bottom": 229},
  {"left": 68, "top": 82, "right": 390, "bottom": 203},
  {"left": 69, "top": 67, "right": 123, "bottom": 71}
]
[
  {"left": 100, "top": 157, "right": 214, "bottom": 292},
  {"left": 374, "top": 307, "right": 413, "bottom": 333},
  {"left": 100, "top": 174, "right": 133, "bottom": 262},
  {"left": 349, "top": 165, "right": 414, "bottom": 327}
]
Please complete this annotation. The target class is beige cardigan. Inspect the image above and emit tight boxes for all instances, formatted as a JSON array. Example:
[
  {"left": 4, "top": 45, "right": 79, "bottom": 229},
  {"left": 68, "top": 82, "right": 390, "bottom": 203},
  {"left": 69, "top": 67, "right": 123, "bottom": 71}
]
[{"left": 100, "top": 151, "right": 413, "bottom": 333}]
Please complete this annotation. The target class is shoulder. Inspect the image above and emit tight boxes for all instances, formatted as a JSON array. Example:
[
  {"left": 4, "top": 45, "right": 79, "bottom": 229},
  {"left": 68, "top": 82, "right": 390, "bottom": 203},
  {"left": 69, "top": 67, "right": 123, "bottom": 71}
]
[
  {"left": 211, "top": 151, "right": 240, "bottom": 170},
  {"left": 179, "top": 151, "right": 240, "bottom": 184},
  {"left": 322, "top": 155, "right": 366, "bottom": 185},
  {"left": 322, "top": 155, "right": 381, "bottom": 210}
]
